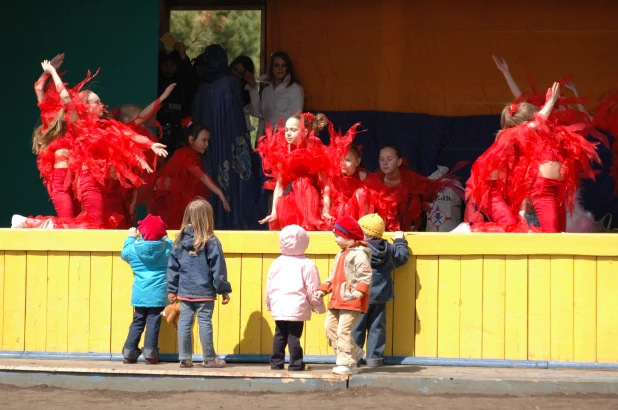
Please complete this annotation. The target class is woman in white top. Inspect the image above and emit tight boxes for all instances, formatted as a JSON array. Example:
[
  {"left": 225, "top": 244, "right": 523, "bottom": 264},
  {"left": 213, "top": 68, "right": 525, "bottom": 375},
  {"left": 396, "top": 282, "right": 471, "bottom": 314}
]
[{"left": 257, "top": 51, "right": 304, "bottom": 137}]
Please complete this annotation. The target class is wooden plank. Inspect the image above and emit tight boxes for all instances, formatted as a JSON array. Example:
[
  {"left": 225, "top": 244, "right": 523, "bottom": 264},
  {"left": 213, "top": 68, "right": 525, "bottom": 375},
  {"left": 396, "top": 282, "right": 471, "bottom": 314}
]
[
  {"left": 597, "top": 257, "right": 618, "bottom": 362},
  {"left": 550, "top": 256, "right": 574, "bottom": 362},
  {"left": 414, "top": 256, "right": 438, "bottom": 357},
  {"left": 459, "top": 256, "right": 483, "bottom": 359},
  {"left": 0, "top": 252, "right": 4, "bottom": 348},
  {"left": 437, "top": 256, "right": 460, "bottom": 358},
  {"left": 573, "top": 256, "right": 596, "bottom": 362},
  {"left": 239, "top": 254, "right": 263, "bottom": 354},
  {"left": 482, "top": 256, "right": 505, "bottom": 359},
  {"left": 392, "top": 256, "right": 416, "bottom": 356},
  {"left": 260, "top": 254, "right": 278, "bottom": 355},
  {"left": 46, "top": 252, "right": 70, "bottom": 352},
  {"left": 89, "top": 252, "right": 113, "bottom": 353},
  {"left": 111, "top": 253, "right": 134, "bottom": 356},
  {"left": 25, "top": 251, "right": 48, "bottom": 351},
  {"left": 528, "top": 256, "right": 551, "bottom": 360},
  {"left": 3, "top": 229, "right": 618, "bottom": 257},
  {"left": 303, "top": 255, "right": 330, "bottom": 355},
  {"left": 217, "top": 253, "right": 241, "bottom": 354},
  {"left": 3, "top": 251, "right": 26, "bottom": 351},
  {"left": 68, "top": 252, "right": 91, "bottom": 353},
  {"left": 504, "top": 256, "right": 527, "bottom": 360}
]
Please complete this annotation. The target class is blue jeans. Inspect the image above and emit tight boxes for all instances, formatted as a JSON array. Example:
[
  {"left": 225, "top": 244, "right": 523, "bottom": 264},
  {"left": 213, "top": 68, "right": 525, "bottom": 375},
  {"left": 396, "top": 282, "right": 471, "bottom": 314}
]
[
  {"left": 178, "top": 300, "right": 216, "bottom": 361},
  {"left": 352, "top": 303, "right": 387, "bottom": 366},
  {"left": 123, "top": 306, "right": 164, "bottom": 360}
]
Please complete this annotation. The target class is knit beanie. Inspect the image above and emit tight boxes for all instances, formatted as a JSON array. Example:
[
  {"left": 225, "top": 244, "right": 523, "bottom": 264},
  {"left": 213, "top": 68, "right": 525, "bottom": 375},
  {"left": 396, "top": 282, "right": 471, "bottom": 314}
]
[
  {"left": 333, "top": 216, "right": 364, "bottom": 241},
  {"left": 138, "top": 214, "right": 168, "bottom": 241},
  {"left": 358, "top": 213, "right": 385, "bottom": 239}
]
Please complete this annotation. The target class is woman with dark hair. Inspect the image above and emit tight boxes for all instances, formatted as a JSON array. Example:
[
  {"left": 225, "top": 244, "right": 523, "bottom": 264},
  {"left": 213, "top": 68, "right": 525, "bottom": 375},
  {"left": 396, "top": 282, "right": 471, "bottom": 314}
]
[
  {"left": 192, "top": 44, "right": 259, "bottom": 230},
  {"left": 230, "top": 55, "right": 261, "bottom": 133},
  {"left": 257, "top": 51, "right": 304, "bottom": 137}
]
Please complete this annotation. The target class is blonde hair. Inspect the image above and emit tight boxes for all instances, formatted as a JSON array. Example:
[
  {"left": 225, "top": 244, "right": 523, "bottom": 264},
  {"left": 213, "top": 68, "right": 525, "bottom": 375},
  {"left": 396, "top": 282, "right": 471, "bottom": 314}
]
[
  {"left": 174, "top": 197, "right": 215, "bottom": 251},
  {"left": 291, "top": 113, "right": 329, "bottom": 134},
  {"left": 32, "top": 108, "right": 67, "bottom": 154},
  {"left": 500, "top": 102, "right": 540, "bottom": 130}
]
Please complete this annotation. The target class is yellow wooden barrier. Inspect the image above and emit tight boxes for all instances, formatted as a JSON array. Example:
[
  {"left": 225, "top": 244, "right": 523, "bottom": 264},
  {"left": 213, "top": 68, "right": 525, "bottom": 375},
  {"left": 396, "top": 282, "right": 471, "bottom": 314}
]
[{"left": 1, "top": 229, "right": 617, "bottom": 363}]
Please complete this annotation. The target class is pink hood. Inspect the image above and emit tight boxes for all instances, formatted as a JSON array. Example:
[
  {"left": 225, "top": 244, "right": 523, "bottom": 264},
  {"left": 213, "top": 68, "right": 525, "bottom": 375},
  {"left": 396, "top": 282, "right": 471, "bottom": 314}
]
[
  {"left": 265, "top": 225, "right": 326, "bottom": 321},
  {"left": 279, "top": 224, "right": 310, "bottom": 256}
]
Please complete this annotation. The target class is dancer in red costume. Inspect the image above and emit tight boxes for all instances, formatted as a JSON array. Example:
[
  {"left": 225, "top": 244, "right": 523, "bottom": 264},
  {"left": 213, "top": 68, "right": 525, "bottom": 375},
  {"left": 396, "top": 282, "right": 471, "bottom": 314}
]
[
  {"left": 373, "top": 145, "right": 445, "bottom": 231},
  {"left": 108, "top": 83, "right": 177, "bottom": 227},
  {"left": 257, "top": 113, "right": 334, "bottom": 231},
  {"left": 466, "top": 82, "right": 602, "bottom": 232},
  {"left": 19, "top": 57, "right": 168, "bottom": 229},
  {"left": 326, "top": 123, "right": 397, "bottom": 223},
  {"left": 148, "top": 120, "right": 230, "bottom": 229},
  {"left": 69, "top": 80, "right": 168, "bottom": 228},
  {"left": 32, "top": 54, "right": 79, "bottom": 219}
]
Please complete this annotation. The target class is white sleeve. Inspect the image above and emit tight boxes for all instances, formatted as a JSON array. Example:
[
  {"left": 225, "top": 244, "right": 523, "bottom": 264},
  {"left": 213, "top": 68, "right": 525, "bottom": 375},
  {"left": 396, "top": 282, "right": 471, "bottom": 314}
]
[
  {"left": 289, "top": 84, "right": 304, "bottom": 115},
  {"left": 245, "top": 84, "right": 262, "bottom": 118}
]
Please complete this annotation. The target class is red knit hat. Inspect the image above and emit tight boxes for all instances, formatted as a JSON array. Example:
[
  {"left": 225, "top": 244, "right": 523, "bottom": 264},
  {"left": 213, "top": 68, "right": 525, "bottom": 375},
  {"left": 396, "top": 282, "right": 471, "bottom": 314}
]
[
  {"left": 333, "top": 216, "right": 364, "bottom": 241},
  {"left": 138, "top": 214, "right": 168, "bottom": 241}
]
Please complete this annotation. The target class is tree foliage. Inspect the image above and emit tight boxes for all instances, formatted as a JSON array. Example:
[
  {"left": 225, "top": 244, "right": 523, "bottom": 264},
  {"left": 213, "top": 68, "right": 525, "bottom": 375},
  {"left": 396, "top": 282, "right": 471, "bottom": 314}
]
[{"left": 170, "top": 10, "right": 261, "bottom": 72}]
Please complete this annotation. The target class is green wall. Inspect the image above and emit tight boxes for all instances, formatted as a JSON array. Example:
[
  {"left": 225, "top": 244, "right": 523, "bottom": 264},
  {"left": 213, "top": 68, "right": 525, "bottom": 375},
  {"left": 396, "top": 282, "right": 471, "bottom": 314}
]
[{"left": 0, "top": 1, "right": 159, "bottom": 226}]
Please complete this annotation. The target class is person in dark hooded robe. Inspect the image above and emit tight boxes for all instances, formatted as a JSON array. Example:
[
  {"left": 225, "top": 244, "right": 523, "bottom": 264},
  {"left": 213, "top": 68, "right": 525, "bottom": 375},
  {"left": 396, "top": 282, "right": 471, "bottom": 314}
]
[{"left": 192, "top": 44, "right": 261, "bottom": 230}]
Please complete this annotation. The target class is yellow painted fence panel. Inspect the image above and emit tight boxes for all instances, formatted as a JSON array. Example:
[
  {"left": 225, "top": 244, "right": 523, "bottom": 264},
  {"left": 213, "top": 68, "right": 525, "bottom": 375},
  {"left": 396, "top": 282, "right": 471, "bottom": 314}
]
[{"left": 1, "top": 230, "right": 617, "bottom": 364}]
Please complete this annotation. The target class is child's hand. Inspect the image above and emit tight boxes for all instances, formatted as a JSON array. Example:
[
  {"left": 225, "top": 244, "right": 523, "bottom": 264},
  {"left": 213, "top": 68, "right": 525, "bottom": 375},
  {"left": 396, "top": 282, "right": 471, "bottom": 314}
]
[
  {"left": 394, "top": 231, "right": 405, "bottom": 240},
  {"left": 41, "top": 60, "right": 56, "bottom": 74},
  {"left": 151, "top": 143, "right": 168, "bottom": 158},
  {"left": 259, "top": 213, "right": 277, "bottom": 224},
  {"left": 314, "top": 290, "right": 325, "bottom": 299},
  {"left": 492, "top": 55, "right": 509, "bottom": 73},
  {"left": 243, "top": 70, "right": 257, "bottom": 88},
  {"left": 161, "top": 83, "right": 176, "bottom": 101},
  {"left": 128, "top": 227, "right": 138, "bottom": 237},
  {"left": 545, "top": 82, "right": 561, "bottom": 106},
  {"left": 220, "top": 195, "right": 231, "bottom": 212},
  {"left": 351, "top": 290, "right": 364, "bottom": 299},
  {"left": 221, "top": 294, "right": 230, "bottom": 305},
  {"left": 168, "top": 293, "right": 177, "bottom": 303}
]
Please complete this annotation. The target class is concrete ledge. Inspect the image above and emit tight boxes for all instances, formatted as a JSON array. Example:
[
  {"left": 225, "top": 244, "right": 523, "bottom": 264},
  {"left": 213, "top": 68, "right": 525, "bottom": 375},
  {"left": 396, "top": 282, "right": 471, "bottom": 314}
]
[
  {"left": 349, "top": 366, "right": 618, "bottom": 397},
  {"left": 2, "top": 359, "right": 618, "bottom": 396},
  {"left": 0, "top": 359, "right": 347, "bottom": 392}
]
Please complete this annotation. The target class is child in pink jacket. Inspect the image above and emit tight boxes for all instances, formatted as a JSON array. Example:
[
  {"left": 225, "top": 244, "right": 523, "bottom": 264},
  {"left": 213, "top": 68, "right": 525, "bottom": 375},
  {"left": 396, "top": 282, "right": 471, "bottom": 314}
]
[{"left": 265, "top": 224, "right": 326, "bottom": 371}]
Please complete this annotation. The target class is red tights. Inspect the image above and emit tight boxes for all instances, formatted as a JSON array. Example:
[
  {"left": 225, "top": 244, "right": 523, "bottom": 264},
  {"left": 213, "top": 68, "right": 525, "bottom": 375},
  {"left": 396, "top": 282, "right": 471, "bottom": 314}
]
[
  {"left": 488, "top": 185, "right": 517, "bottom": 225},
  {"left": 78, "top": 170, "right": 105, "bottom": 227},
  {"left": 49, "top": 168, "right": 77, "bottom": 218},
  {"left": 529, "top": 177, "right": 567, "bottom": 233}
]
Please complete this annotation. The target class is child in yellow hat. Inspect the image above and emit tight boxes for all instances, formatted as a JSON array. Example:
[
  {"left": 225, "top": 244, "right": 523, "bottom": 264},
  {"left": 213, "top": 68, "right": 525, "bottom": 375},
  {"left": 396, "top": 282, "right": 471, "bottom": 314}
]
[{"left": 353, "top": 213, "right": 409, "bottom": 368}]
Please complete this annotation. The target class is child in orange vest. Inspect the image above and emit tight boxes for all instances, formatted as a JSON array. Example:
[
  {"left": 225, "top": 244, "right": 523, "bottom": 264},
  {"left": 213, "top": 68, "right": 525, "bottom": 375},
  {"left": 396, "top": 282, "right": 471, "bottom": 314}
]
[{"left": 315, "top": 216, "right": 372, "bottom": 375}]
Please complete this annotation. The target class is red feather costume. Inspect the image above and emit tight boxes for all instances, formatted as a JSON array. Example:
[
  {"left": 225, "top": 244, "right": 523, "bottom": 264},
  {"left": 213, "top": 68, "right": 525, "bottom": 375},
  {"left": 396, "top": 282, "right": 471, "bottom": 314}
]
[
  {"left": 466, "top": 106, "right": 602, "bottom": 232},
  {"left": 148, "top": 146, "right": 217, "bottom": 229},
  {"left": 256, "top": 113, "right": 332, "bottom": 231}
]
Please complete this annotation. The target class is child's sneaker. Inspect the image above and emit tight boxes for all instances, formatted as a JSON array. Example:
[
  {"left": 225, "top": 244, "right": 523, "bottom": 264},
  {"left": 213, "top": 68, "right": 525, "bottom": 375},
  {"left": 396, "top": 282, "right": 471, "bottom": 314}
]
[
  {"left": 332, "top": 364, "right": 358, "bottom": 375},
  {"left": 202, "top": 357, "right": 226, "bottom": 368},
  {"left": 123, "top": 358, "right": 137, "bottom": 364},
  {"left": 145, "top": 358, "right": 159, "bottom": 365},
  {"left": 180, "top": 359, "right": 193, "bottom": 368}
]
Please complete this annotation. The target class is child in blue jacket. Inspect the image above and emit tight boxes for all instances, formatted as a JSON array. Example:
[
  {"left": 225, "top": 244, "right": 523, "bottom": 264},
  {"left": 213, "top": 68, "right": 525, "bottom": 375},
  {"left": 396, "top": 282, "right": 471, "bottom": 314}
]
[
  {"left": 353, "top": 213, "right": 409, "bottom": 368},
  {"left": 121, "top": 214, "right": 173, "bottom": 364}
]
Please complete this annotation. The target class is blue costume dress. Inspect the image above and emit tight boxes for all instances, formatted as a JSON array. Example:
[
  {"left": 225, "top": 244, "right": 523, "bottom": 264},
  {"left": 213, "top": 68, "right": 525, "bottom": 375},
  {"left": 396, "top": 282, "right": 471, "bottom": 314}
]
[{"left": 193, "top": 45, "right": 262, "bottom": 229}]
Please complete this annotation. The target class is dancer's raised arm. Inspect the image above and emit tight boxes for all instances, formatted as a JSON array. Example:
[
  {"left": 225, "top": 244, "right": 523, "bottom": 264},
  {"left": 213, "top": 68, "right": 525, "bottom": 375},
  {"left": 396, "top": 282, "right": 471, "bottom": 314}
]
[{"left": 492, "top": 55, "right": 522, "bottom": 99}]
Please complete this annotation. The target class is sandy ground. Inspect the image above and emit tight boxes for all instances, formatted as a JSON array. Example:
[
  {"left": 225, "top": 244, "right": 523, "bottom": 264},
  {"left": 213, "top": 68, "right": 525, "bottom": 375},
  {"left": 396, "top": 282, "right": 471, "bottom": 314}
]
[{"left": 1, "top": 384, "right": 618, "bottom": 410}]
